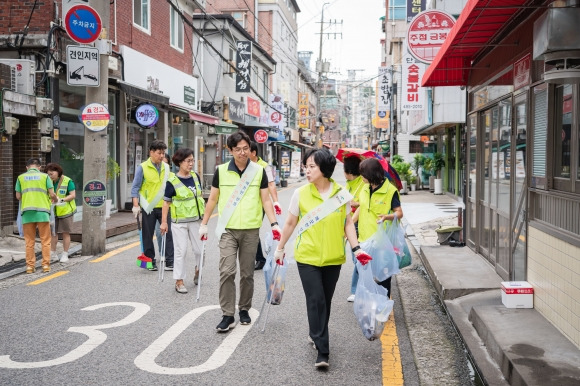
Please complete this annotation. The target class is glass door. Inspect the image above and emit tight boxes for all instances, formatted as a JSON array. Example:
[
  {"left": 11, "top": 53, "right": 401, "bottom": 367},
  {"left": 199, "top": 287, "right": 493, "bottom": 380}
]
[
  {"left": 479, "top": 108, "right": 493, "bottom": 260},
  {"left": 495, "top": 99, "right": 512, "bottom": 279},
  {"left": 467, "top": 114, "right": 478, "bottom": 248}
]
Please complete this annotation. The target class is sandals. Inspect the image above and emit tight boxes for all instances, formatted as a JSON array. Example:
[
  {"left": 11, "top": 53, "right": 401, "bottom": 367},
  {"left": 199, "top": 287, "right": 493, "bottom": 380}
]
[{"left": 175, "top": 282, "right": 188, "bottom": 294}]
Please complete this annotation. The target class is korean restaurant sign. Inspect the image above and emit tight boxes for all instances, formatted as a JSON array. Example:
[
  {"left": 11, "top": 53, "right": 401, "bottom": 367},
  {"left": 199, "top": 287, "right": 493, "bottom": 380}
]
[
  {"left": 246, "top": 96, "right": 261, "bottom": 117},
  {"left": 378, "top": 67, "right": 391, "bottom": 113},
  {"left": 407, "top": 10, "right": 455, "bottom": 63},
  {"left": 269, "top": 94, "right": 284, "bottom": 130},
  {"left": 402, "top": 58, "right": 425, "bottom": 111},
  {"left": 235, "top": 41, "right": 252, "bottom": 92},
  {"left": 407, "top": 0, "right": 426, "bottom": 23},
  {"left": 513, "top": 54, "right": 531, "bottom": 90}
]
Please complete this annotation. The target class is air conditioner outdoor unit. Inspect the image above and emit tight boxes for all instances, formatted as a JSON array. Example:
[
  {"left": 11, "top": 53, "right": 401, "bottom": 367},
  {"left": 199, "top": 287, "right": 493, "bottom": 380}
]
[
  {"left": 4, "top": 116, "right": 19, "bottom": 135},
  {"left": 40, "top": 137, "right": 53, "bottom": 153},
  {"left": 36, "top": 97, "right": 54, "bottom": 114},
  {"left": 39, "top": 117, "right": 53, "bottom": 134},
  {"left": 0, "top": 59, "right": 35, "bottom": 94}
]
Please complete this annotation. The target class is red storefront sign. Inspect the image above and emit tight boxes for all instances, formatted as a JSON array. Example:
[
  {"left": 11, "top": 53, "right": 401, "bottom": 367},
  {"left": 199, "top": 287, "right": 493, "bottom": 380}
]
[{"left": 407, "top": 10, "right": 455, "bottom": 63}]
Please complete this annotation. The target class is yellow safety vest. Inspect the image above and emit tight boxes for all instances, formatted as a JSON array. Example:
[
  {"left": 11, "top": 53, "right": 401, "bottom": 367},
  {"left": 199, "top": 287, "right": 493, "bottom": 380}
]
[
  {"left": 294, "top": 180, "right": 347, "bottom": 266},
  {"left": 54, "top": 175, "right": 77, "bottom": 218},
  {"left": 169, "top": 172, "right": 205, "bottom": 223},
  {"left": 217, "top": 161, "right": 263, "bottom": 229},
  {"left": 358, "top": 180, "right": 400, "bottom": 242},
  {"left": 18, "top": 169, "right": 51, "bottom": 214},
  {"left": 139, "top": 158, "right": 167, "bottom": 209},
  {"left": 257, "top": 157, "right": 268, "bottom": 169},
  {"left": 346, "top": 175, "right": 365, "bottom": 204}
]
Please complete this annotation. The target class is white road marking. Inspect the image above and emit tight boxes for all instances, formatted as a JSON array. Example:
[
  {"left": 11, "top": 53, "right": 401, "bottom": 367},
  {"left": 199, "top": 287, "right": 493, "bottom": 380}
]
[
  {"left": 134, "top": 305, "right": 259, "bottom": 374},
  {"left": 0, "top": 302, "right": 149, "bottom": 368}
]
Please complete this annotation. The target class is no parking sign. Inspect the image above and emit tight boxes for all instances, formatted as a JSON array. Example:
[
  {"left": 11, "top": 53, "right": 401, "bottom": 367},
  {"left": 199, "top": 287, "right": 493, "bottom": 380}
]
[{"left": 65, "top": 4, "right": 102, "bottom": 44}]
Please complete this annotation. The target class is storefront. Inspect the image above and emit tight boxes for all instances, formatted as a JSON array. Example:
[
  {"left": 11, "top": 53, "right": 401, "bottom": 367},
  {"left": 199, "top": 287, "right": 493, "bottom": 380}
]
[{"left": 423, "top": 0, "right": 580, "bottom": 348}]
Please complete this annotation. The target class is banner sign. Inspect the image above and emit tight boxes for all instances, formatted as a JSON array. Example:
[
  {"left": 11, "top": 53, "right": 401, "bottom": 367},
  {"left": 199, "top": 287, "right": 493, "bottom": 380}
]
[
  {"left": 298, "top": 93, "right": 309, "bottom": 128},
  {"left": 407, "top": 10, "right": 455, "bottom": 63},
  {"left": 235, "top": 40, "right": 252, "bottom": 92},
  {"left": 246, "top": 96, "right": 261, "bottom": 117},
  {"left": 407, "top": 0, "right": 426, "bottom": 23},
  {"left": 378, "top": 67, "right": 391, "bottom": 112},
  {"left": 229, "top": 99, "right": 245, "bottom": 123},
  {"left": 269, "top": 94, "right": 284, "bottom": 129},
  {"left": 402, "top": 58, "right": 425, "bottom": 111}
]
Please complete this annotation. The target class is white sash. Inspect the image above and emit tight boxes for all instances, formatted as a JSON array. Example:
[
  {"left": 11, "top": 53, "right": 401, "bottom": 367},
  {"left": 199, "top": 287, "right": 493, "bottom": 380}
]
[
  {"left": 139, "top": 162, "right": 170, "bottom": 215},
  {"left": 215, "top": 161, "right": 261, "bottom": 238},
  {"left": 296, "top": 188, "right": 353, "bottom": 236}
]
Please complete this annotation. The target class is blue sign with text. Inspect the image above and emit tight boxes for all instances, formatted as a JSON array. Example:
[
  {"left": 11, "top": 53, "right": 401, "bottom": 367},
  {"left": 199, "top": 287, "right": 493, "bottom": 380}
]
[{"left": 65, "top": 4, "right": 102, "bottom": 44}]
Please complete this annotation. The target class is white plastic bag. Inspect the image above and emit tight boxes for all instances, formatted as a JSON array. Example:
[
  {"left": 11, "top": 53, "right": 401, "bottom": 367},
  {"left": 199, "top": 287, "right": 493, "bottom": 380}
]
[
  {"left": 353, "top": 262, "right": 394, "bottom": 341},
  {"left": 16, "top": 202, "right": 23, "bottom": 237},
  {"left": 361, "top": 222, "right": 400, "bottom": 282},
  {"left": 263, "top": 233, "right": 287, "bottom": 305}
]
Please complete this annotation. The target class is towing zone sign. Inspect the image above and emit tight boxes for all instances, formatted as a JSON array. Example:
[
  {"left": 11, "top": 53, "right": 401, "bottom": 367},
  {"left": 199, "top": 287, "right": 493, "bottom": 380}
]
[{"left": 66, "top": 45, "right": 100, "bottom": 87}]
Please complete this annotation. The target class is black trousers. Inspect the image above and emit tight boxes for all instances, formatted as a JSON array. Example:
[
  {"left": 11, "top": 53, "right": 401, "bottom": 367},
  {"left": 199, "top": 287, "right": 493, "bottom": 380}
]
[
  {"left": 297, "top": 262, "right": 341, "bottom": 356},
  {"left": 141, "top": 207, "right": 174, "bottom": 265},
  {"left": 377, "top": 276, "right": 392, "bottom": 298},
  {"left": 255, "top": 209, "right": 266, "bottom": 263}
]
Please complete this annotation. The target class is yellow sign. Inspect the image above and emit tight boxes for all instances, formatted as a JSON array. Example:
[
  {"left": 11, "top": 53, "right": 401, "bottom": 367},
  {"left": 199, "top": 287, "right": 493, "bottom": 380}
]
[{"left": 298, "top": 93, "right": 309, "bottom": 129}]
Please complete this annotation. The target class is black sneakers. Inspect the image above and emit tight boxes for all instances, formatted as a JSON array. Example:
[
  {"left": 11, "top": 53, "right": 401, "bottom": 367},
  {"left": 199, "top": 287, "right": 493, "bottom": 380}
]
[
  {"left": 216, "top": 316, "right": 235, "bottom": 332},
  {"left": 148, "top": 262, "right": 158, "bottom": 271},
  {"left": 254, "top": 260, "right": 265, "bottom": 270},
  {"left": 315, "top": 353, "right": 329, "bottom": 368},
  {"left": 239, "top": 310, "right": 251, "bottom": 325}
]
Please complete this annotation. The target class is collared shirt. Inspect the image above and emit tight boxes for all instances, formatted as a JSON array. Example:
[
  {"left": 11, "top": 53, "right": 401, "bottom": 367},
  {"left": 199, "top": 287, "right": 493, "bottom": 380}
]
[
  {"left": 211, "top": 159, "right": 268, "bottom": 189},
  {"left": 369, "top": 179, "right": 401, "bottom": 210}
]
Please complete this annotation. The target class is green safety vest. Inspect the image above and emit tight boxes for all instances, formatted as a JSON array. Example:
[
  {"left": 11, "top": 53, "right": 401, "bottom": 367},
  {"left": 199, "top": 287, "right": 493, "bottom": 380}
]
[
  {"left": 346, "top": 175, "right": 365, "bottom": 204},
  {"left": 294, "top": 180, "right": 347, "bottom": 266},
  {"left": 217, "top": 162, "right": 263, "bottom": 229},
  {"left": 54, "top": 175, "right": 77, "bottom": 218},
  {"left": 139, "top": 158, "right": 168, "bottom": 209},
  {"left": 358, "top": 180, "right": 400, "bottom": 242},
  {"left": 256, "top": 157, "right": 268, "bottom": 169},
  {"left": 18, "top": 169, "right": 51, "bottom": 214},
  {"left": 169, "top": 172, "right": 205, "bottom": 223}
]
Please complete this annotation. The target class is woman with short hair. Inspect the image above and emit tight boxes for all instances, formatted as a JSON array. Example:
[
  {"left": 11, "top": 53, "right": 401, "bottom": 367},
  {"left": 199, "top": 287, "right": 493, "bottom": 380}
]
[
  {"left": 275, "top": 148, "right": 371, "bottom": 369},
  {"left": 45, "top": 163, "right": 76, "bottom": 263},
  {"left": 160, "top": 148, "right": 205, "bottom": 294}
]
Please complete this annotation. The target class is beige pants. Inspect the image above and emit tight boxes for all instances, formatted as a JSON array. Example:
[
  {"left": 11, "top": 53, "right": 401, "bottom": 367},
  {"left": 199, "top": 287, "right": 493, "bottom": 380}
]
[
  {"left": 218, "top": 228, "right": 260, "bottom": 316},
  {"left": 23, "top": 222, "right": 51, "bottom": 269}
]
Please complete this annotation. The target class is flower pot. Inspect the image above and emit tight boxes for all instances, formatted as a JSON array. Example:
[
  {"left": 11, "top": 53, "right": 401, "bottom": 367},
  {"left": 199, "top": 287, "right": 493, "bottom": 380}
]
[
  {"left": 105, "top": 199, "right": 112, "bottom": 219},
  {"left": 280, "top": 180, "right": 288, "bottom": 188},
  {"left": 410, "top": 184, "right": 416, "bottom": 191},
  {"left": 401, "top": 181, "right": 408, "bottom": 194},
  {"left": 429, "top": 176, "right": 435, "bottom": 192},
  {"left": 434, "top": 179, "right": 443, "bottom": 195}
]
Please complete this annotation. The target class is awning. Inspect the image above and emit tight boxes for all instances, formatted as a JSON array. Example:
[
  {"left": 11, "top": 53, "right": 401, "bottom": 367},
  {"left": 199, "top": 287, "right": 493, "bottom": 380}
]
[
  {"left": 422, "top": 0, "right": 532, "bottom": 87},
  {"left": 116, "top": 79, "right": 169, "bottom": 105},
  {"left": 276, "top": 142, "right": 300, "bottom": 152},
  {"left": 189, "top": 111, "right": 220, "bottom": 125},
  {"left": 215, "top": 120, "right": 238, "bottom": 135},
  {"left": 411, "top": 121, "right": 464, "bottom": 136}
]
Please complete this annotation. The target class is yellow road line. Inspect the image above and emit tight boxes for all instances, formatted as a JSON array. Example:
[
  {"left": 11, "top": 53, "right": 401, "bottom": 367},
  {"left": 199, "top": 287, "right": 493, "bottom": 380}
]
[
  {"left": 27, "top": 271, "right": 69, "bottom": 285},
  {"left": 90, "top": 241, "right": 140, "bottom": 263},
  {"left": 381, "top": 310, "right": 404, "bottom": 385}
]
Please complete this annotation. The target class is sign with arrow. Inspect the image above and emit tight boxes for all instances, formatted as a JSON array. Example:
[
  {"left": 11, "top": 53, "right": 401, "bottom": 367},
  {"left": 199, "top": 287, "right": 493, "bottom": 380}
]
[{"left": 66, "top": 45, "right": 100, "bottom": 87}]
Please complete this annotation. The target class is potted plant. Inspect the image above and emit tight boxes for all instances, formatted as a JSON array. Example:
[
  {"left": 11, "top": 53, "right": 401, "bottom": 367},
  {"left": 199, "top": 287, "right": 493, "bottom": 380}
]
[
  {"left": 411, "top": 154, "right": 425, "bottom": 189},
  {"left": 432, "top": 152, "right": 446, "bottom": 195},
  {"left": 392, "top": 158, "right": 411, "bottom": 194},
  {"left": 409, "top": 174, "right": 417, "bottom": 191}
]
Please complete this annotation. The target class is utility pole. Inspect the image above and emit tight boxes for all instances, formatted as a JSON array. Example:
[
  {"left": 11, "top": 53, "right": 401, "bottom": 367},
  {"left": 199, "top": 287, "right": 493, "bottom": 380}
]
[{"left": 82, "top": 1, "right": 110, "bottom": 255}]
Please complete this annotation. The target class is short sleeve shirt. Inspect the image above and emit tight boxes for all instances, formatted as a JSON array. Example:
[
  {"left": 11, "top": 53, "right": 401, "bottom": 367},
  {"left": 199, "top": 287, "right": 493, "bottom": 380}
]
[
  {"left": 212, "top": 160, "right": 268, "bottom": 189},
  {"left": 15, "top": 169, "right": 54, "bottom": 224}
]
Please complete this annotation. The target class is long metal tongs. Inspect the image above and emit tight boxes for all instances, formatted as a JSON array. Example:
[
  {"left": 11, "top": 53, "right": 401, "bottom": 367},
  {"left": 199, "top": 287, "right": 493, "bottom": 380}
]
[
  {"left": 257, "top": 261, "right": 281, "bottom": 333},
  {"left": 158, "top": 234, "right": 166, "bottom": 283},
  {"left": 196, "top": 241, "right": 206, "bottom": 302}
]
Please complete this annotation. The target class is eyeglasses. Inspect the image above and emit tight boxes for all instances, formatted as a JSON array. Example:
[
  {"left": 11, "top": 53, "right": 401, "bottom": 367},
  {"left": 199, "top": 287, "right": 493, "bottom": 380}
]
[
  {"left": 184, "top": 158, "right": 194, "bottom": 163},
  {"left": 232, "top": 146, "right": 250, "bottom": 154}
]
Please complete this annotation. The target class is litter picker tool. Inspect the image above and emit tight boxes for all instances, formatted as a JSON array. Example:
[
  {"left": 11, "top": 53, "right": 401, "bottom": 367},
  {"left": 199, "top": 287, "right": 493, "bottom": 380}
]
[
  {"left": 257, "top": 261, "right": 281, "bottom": 333},
  {"left": 158, "top": 233, "right": 166, "bottom": 282},
  {"left": 196, "top": 241, "right": 206, "bottom": 302},
  {"left": 136, "top": 214, "right": 153, "bottom": 269}
]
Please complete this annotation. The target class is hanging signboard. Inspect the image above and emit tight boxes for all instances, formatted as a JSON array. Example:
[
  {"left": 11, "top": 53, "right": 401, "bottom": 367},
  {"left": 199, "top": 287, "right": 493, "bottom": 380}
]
[
  {"left": 235, "top": 40, "right": 252, "bottom": 92},
  {"left": 134, "top": 103, "right": 159, "bottom": 128},
  {"left": 401, "top": 57, "right": 425, "bottom": 111},
  {"left": 407, "top": 10, "right": 455, "bottom": 63},
  {"left": 298, "top": 93, "right": 309, "bottom": 128},
  {"left": 378, "top": 67, "right": 391, "bottom": 113},
  {"left": 269, "top": 94, "right": 284, "bottom": 130},
  {"left": 246, "top": 96, "right": 261, "bottom": 117}
]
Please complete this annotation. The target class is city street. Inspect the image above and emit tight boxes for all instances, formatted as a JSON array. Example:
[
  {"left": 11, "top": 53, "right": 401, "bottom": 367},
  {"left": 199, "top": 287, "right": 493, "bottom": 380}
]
[{"left": 0, "top": 169, "right": 473, "bottom": 385}]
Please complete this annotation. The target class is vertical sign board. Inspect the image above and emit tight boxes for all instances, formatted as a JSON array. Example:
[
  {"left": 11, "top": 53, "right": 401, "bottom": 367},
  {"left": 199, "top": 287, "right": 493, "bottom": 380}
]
[
  {"left": 235, "top": 41, "right": 252, "bottom": 92},
  {"left": 246, "top": 96, "right": 261, "bottom": 117},
  {"left": 269, "top": 94, "right": 284, "bottom": 130},
  {"left": 65, "top": 4, "right": 102, "bottom": 44},
  {"left": 66, "top": 45, "right": 100, "bottom": 87},
  {"left": 378, "top": 67, "right": 391, "bottom": 113},
  {"left": 298, "top": 93, "right": 309, "bottom": 129},
  {"left": 229, "top": 99, "right": 245, "bottom": 124},
  {"left": 407, "top": 0, "right": 426, "bottom": 23},
  {"left": 401, "top": 55, "right": 425, "bottom": 111}
]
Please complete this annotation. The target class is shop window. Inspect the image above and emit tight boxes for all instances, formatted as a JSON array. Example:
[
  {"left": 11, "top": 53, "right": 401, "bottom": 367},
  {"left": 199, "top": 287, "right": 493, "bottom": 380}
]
[
  {"left": 555, "top": 84, "right": 573, "bottom": 179},
  {"left": 388, "top": 0, "right": 406, "bottom": 20},
  {"left": 262, "top": 69, "right": 268, "bottom": 100},
  {"left": 409, "top": 141, "right": 424, "bottom": 153},
  {"left": 170, "top": 7, "right": 184, "bottom": 51},
  {"left": 532, "top": 84, "right": 547, "bottom": 184},
  {"left": 231, "top": 11, "right": 245, "bottom": 27},
  {"left": 133, "top": 0, "right": 150, "bottom": 32}
]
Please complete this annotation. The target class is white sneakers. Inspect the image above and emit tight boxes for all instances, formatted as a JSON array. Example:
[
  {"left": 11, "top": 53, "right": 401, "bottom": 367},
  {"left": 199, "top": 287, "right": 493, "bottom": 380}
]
[
  {"left": 59, "top": 252, "right": 69, "bottom": 263},
  {"left": 347, "top": 294, "right": 355, "bottom": 302}
]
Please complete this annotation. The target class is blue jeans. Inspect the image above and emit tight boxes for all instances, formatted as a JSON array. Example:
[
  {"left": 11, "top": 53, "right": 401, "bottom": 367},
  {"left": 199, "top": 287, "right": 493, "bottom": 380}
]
[{"left": 350, "top": 261, "right": 359, "bottom": 295}]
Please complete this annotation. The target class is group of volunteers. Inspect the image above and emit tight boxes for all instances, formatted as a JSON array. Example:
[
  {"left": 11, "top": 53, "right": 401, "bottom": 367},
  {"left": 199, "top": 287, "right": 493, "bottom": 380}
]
[
  {"left": 16, "top": 130, "right": 403, "bottom": 370},
  {"left": 15, "top": 158, "right": 77, "bottom": 274}
]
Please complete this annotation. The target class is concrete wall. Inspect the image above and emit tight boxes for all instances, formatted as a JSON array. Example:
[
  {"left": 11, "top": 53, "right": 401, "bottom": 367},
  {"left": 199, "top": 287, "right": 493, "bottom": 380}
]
[{"left": 528, "top": 226, "right": 580, "bottom": 348}]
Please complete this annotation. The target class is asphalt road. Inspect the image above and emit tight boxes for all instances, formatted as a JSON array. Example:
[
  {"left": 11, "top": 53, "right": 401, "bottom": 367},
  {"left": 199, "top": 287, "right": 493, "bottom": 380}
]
[{"left": 0, "top": 168, "right": 474, "bottom": 385}]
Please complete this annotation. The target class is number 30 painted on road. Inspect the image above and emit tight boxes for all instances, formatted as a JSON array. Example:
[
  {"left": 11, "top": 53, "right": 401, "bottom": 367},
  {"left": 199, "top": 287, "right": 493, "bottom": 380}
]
[{"left": 0, "top": 302, "right": 257, "bottom": 374}]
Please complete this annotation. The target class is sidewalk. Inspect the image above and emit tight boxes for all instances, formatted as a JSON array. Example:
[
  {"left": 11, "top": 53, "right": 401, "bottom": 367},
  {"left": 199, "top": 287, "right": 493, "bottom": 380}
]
[{"left": 402, "top": 190, "right": 580, "bottom": 386}]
